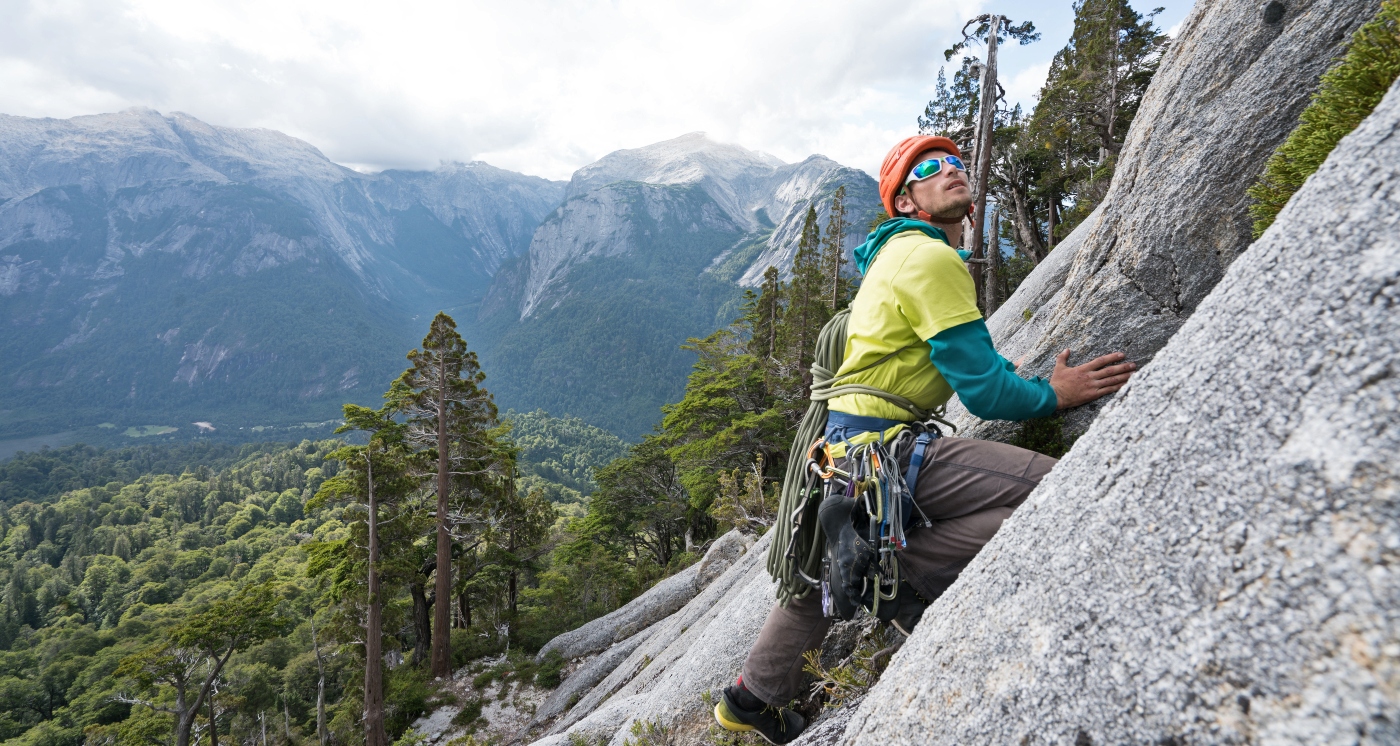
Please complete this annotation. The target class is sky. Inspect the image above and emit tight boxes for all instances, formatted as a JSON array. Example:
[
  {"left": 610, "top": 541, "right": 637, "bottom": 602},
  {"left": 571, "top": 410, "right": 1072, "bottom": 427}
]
[{"left": 0, "top": 0, "right": 1193, "bottom": 180}]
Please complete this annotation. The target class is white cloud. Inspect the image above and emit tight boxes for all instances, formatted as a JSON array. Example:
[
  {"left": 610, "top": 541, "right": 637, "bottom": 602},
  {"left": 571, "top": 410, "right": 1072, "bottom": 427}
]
[
  {"left": 1003, "top": 59, "right": 1051, "bottom": 114},
  {"left": 1, "top": 0, "right": 1005, "bottom": 178}
]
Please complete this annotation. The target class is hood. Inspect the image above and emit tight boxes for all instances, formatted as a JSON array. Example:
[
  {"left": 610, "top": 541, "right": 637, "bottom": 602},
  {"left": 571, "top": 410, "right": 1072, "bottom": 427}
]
[{"left": 852, "top": 218, "right": 965, "bottom": 275}]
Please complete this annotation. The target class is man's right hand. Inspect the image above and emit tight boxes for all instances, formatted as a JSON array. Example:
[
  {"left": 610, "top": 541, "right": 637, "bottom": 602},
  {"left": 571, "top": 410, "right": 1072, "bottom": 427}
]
[{"left": 1050, "top": 348, "right": 1137, "bottom": 410}]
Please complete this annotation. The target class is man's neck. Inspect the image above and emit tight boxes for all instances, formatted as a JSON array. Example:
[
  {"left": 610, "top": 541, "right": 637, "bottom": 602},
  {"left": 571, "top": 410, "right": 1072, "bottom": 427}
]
[{"left": 928, "top": 218, "right": 964, "bottom": 248}]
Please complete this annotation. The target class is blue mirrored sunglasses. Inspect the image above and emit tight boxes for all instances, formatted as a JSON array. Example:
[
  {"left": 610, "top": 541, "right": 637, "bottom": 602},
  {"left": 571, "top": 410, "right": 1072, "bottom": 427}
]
[{"left": 904, "top": 155, "right": 966, "bottom": 186}]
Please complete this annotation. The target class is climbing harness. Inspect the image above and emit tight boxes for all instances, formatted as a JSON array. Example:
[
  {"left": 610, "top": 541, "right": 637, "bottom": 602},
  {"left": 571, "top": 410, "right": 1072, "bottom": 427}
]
[{"left": 807, "top": 420, "right": 940, "bottom": 633}]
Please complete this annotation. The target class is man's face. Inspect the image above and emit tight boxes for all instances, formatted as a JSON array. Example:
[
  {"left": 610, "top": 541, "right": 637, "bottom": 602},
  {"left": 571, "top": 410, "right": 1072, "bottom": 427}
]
[{"left": 893, "top": 148, "right": 972, "bottom": 221}]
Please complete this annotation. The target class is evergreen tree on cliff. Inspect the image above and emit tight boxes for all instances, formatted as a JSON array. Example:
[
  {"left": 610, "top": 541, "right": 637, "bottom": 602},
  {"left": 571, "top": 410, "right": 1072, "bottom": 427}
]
[
  {"left": 391, "top": 313, "right": 502, "bottom": 678},
  {"left": 1028, "top": 0, "right": 1165, "bottom": 235}
]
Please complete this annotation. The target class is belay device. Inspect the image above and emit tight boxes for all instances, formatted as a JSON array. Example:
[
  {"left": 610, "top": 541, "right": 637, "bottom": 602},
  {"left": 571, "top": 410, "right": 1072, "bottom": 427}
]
[{"left": 765, "top": 307, "right": 953, "bottom": 636}]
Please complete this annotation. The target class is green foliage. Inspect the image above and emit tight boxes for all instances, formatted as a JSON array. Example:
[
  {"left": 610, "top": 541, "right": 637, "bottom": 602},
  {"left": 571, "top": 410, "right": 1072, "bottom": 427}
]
[
  {"left": 0, "top": 442, "right": 254, "bottom": 506},
  {"left": 382, "top": 667, "right": 439, "bottom": 741},
  {"left": 534, "top": 650, "right": 565, "bottom": 689},
  {"left": 1008, "top": 415, "right": 1075, "bottom": 458},
  {"left": 451, "top": 697, "right": 484, "bottom": 728},
  {"left": 504, "top": 410, "right": 628, "bottom": 503},
  {"left": 0, "top": 440, "right": 351, "bottom": 746},
  {"left": 1027, "top": 0, "right": 1165, "bottom": 235},
  {"left": 623, "top": 718, "right": 676, "bottom": 746},
  {"left": 449, "top": 628, "right": 504, "bottom": 669},
  {"left": 1249, "top": 0, "right": 1400, "bottom": 237}
]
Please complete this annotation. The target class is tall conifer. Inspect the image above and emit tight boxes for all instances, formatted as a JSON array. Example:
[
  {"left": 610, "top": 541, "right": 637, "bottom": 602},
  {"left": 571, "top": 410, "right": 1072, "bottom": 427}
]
[
  {"left": 821, "top": 186, "right": 851, "bottom": 310},
  {"left": 391, "top": 312, "right": 501, "bottom": 678}
]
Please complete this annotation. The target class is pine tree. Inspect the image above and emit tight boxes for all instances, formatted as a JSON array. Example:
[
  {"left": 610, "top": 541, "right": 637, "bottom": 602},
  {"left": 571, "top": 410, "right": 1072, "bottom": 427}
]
[
  {"left": 820, "top": 186, "right": 852, "bottom": 311},
  {"left": 390, "top": 312, "right": 502, "bottom": 678},
  {"left": 306, "top": 405, "right": 421, "bottom": 746},
  {"left": 1026, "top": 0, "right": 1165, "bottom": 235},
  {"left": 745, "top": 268, "right": 784, "bottom": 364},
  {"left": 781, "top": 206, "right": 830, "bottom": 400},
  {"left": 919, "top": 58, "right": 984, "bottom": 144}
]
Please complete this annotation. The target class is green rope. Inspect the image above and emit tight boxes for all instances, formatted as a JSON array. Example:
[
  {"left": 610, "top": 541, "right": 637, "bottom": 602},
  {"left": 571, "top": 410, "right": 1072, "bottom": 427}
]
[{"left": 767, "top": 309, "right": 945, "bottom": 606}]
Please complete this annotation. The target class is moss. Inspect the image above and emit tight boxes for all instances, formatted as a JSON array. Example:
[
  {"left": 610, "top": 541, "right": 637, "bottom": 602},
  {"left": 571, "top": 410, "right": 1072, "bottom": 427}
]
[
  {"left": 1248, "top": 0, "right": 1400, "bottom": 237},
  {"left": 1008, "top": 415, "right": 1076, "bottom": 459}
]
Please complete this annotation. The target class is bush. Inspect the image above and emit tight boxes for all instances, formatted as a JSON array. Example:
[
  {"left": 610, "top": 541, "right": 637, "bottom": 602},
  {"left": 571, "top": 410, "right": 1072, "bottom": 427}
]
[
  {"left": 383, "top": 666, "right": 436, "bottom": 741},
  {"left": 450, "top": 698, "right": 484, "bottom": 728},
  {"left": 450, "top": 627, "right": 505, "bottom": 668},
  {"left": 535, "top": 650, "right": 565, "bottom": 689}
]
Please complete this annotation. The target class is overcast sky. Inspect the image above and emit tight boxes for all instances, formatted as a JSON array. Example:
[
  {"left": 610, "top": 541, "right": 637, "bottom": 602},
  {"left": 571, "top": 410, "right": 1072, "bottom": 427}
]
[{"left": 0, "top": 0, "right": 1192, "bottom": 180}]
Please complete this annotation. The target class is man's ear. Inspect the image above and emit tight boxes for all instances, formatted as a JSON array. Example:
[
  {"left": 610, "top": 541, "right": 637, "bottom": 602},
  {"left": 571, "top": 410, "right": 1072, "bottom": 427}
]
[{"left": 892, "top": 192, "right": 915, "bottom": 217}]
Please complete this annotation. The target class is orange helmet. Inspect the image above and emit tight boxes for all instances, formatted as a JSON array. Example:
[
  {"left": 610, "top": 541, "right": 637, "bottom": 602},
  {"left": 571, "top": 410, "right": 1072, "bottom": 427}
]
[{"left": 878, "top": 135, "right": 963, "bottom": 219}]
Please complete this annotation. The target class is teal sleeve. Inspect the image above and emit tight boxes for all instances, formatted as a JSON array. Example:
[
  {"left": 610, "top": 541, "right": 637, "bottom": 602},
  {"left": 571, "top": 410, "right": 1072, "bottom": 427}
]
[{"left": 928, "top": 319, "right": 1058, "bottom": 421}]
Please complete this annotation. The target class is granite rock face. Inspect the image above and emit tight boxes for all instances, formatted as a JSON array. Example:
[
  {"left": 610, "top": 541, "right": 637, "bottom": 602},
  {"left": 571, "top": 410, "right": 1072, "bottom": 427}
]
[
  {"left": 527, "top": 532, "right": 776, "bottom": 743},
  {"left": 842, "top": 79, "right": 1400, "bottom": 746},
  {"left": 535, "top": 530, "right": 753, "bottom": 664},
  {"left": 948, "top": 0, "right": 1382, "bottom": 441}
]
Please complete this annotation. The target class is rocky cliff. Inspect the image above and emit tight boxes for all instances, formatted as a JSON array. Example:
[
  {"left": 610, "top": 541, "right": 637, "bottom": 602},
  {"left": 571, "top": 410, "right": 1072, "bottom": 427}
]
[
  {"left": 475, "top": 133, "right": 881, "bottom": 439},
  {"left": 945, "top": 0, "right": 1382, "bottom": 443},
  {"left": 0, "top": 108, "right": 565, "bottom": 437}
]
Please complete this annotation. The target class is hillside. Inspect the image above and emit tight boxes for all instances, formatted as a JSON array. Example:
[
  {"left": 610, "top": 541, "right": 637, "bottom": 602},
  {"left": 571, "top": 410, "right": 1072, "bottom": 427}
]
[
  {"left": 0, "top": 117, "right": 879, "bottom": 445},
  {"left": 476, "top": 134, "right": 880, "bottom": 439},
  {"left": 0, "top": 109, "right": 565, "bottom": 442}
]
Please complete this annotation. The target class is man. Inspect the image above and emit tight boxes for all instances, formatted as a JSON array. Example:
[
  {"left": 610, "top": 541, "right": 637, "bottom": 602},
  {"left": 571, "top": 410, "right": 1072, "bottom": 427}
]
[{"left": 713, "top": 134, "right": 1136, "bottom": 743}]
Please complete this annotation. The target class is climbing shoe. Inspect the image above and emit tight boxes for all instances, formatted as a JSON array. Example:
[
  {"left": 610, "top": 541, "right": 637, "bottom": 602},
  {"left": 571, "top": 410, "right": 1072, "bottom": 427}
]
[{"left": 713, "top": 685, "right": 806, "bottom": 744}]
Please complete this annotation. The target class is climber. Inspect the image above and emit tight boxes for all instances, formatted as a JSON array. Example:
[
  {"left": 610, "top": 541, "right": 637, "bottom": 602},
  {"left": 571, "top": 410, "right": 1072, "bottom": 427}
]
[{"left": 713, "top": 134, "right": 1137, "bottom": 744}]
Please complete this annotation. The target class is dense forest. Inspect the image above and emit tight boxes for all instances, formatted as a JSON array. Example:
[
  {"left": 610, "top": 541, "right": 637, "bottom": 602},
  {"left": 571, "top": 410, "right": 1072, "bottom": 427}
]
[{"left": 0, "top": 407, "right": 630, "bottom": 746}]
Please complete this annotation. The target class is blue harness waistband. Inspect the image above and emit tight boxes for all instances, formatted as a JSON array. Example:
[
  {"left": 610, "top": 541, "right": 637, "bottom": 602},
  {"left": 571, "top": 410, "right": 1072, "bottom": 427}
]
[
  {"left": 824, "top": 410, "right": 939, "bottom": 529},
  {"left": 824, "top": 410, "right": 906, "bottom": 441}
]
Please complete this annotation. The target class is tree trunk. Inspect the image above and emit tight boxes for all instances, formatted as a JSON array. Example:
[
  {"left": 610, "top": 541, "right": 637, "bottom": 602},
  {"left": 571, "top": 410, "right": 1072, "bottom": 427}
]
[
  {"left": 969, "top": 15, "right": 1000, "bottom": 291},
  {"left": 208, "top": 694, "right": 217, "bottom": 746},
  {"left": 432, "top": 369, "right": 452, "bottom": 678},
  {"left": 364, "top": 452, "right": 388, "bottom": 746},
  {"left": 984, "top": 205, "right": 1001, "bottom": 316},
  {"left": 1048, "top": 196, "right": 1058, "bottom": 248},
  {"left": 507, "top": 527, "right": 518, "bottom": 617},
  {"left": 458, "top": 592, "right": 471, "bottom": 629},
  {"left": 311, "top": 622, "right": 327, "bottom": 746},
  {"left": 410, "top": 579, "right": 432, "bottom": 666},
  {"left": 1011, "top": 187, "right": 1047, "bottom": 263}
]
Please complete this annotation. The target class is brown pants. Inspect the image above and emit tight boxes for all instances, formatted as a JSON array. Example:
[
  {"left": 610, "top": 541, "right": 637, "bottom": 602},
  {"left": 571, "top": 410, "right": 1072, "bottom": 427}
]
[{"left": 739, "top": 436, "right": 1056, "bottom": 705}]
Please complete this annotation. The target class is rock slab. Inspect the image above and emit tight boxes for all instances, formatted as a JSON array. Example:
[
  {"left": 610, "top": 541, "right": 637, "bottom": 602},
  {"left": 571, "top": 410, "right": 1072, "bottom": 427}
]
[
  {"left": 535, "top": 529, "right": 752, "bottom": 664},
  {"left": 843, "top": 78, "right": 1400, "bottom": 746},
  {"left": 948, "top": 0, "right": 1382, "bottom": 442}
]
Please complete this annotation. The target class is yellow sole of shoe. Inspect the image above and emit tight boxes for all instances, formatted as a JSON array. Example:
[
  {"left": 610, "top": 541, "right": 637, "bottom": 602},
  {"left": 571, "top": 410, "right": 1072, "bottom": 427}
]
[{"left": 713, "top": 703, "right": 755, "bottom": 732}]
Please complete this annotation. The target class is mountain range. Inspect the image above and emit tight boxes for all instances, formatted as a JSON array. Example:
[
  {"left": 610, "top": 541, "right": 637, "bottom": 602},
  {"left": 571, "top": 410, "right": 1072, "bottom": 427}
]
[{"left": 0, "top": 109, "right": 877, "bottom": 443}]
